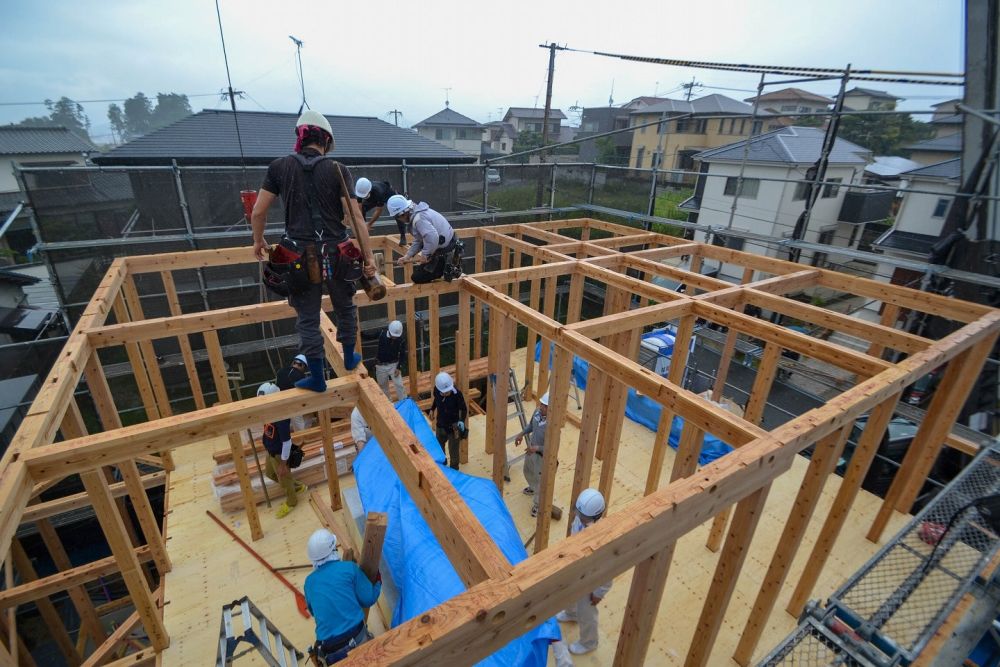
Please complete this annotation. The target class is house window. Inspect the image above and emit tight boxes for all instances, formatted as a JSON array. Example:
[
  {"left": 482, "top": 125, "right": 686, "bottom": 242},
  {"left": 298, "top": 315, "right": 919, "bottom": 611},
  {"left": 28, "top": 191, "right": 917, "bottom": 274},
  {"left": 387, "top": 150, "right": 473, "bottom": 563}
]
[
  {"left": 793, "top": 181, "right": 811, "bottom": 201},
  {"left": 614, "top": 117, "right": 629, "bottom": 130},
  {"left": 676, "top": 150, "right": 698, "bottom": 172},
  {"left": 636, "top": 147, "right": 645, "bottom": 169},
  {"left": 822, "top": 177, "right": 842, "bottom": 198},
  {"left": 723, "top": 177, "right": 760, "bottom": 199},
  {"left": 712, "top": 233, "right": 746, "bottom": 251},
  {"left": 501, "top": 142, "right": 506, "bottom": 150},
  {"left": 694, "top": 119, "right": 707, "bottom": 134},
  {"left": 780, "top": 105, "right": 797, "bottom": 112},
  {"left": 811, "top": 228, "right": 837, "bottom": 267},
  {"left": 435, "top": 128, "right": 446, "bottom": 140},
  {"left": 798, "top": 106, "right": 811, "bottom": 113},
  {"left": 932, "top": 197, "right": 950, "bottom": 217},
  {"left": 751, "top": 120, "right": 762, "bottom": 134},
  {"left": 582, "top": 121, "right": 599, "bottom": 132}
]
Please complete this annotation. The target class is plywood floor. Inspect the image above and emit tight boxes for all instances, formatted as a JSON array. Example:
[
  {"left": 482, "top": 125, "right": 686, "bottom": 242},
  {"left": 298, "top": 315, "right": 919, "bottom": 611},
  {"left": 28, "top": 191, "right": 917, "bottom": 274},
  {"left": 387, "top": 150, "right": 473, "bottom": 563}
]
[{"left": 158, "top": 347, "right": 908, "bottom": 666}]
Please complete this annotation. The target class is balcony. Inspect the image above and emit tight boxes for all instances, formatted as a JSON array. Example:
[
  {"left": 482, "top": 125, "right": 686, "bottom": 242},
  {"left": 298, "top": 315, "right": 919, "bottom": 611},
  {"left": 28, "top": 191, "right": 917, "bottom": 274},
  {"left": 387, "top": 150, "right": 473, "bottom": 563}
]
[{"left": 838, "top": 188, "right": 894, "bottom": 224}]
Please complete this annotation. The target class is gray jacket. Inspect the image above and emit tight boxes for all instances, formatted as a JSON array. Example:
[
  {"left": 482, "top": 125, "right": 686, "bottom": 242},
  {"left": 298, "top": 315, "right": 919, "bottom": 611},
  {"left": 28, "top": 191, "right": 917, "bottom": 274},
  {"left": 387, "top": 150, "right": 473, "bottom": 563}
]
[
  {"left": 403, "top": 202, "right": 454, "bottom": 259},
  {"left": 517, "top": 409, "right": 548, "bottom": 453}
]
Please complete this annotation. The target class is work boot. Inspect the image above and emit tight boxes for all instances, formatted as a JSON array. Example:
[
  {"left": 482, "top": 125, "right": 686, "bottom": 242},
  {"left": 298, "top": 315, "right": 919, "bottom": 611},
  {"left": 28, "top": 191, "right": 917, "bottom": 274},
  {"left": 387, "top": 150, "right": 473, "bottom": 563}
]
[
  {"left": 275, "top": 502, "right": 294, "bottom": 519},
  {"left": 295, "top": 357, "right": 327, "bottom": 392},
  {"left": 342, "top": 343, "right": 362, "bottom": 371},
  {"left": 568, "top": 642, "right": 596, "bottom": 655}
]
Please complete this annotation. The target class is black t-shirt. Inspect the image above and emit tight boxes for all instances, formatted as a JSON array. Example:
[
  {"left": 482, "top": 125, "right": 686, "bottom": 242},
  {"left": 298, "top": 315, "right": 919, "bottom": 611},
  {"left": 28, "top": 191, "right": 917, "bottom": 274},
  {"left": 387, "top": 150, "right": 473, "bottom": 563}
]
[
  {"left": 260, "top": 149, "right": 354, "bottom": 241},
  {"left": 430, "top": 388, "right": 467, "bottom": 428},
  {"left": 358, "top": 180, "right": 397, "bottom": 217}
]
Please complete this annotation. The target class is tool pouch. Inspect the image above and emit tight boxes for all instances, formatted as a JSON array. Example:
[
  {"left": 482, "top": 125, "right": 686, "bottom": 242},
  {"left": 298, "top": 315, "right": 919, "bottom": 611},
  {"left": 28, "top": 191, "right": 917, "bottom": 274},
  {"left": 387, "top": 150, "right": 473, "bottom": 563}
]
[
  {"left": 332, "top": 240, "right": 364, "bottom": 282},
  {"left": 288, "top": 443, "right": 305, "bottom": 468},
  {"left": 264, "top": 239, "right": 311, "bottom": 297},
  {"left": 304, "top": 243, "right": 322, "bottom": 285}
]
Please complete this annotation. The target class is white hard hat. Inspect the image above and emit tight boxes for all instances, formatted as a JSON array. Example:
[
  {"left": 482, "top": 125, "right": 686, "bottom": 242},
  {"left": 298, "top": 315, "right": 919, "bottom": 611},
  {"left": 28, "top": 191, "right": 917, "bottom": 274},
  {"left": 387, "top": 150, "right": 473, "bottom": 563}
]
[
  {"left": 386, "top": 194, "right": 413, "bottom": 218},
  {"left": 296, "top": 110, "right": 333, "bottom": 137},
  {"left": 388, "top": 320, "right": 403, "bottom": 338},
  {"left": 355, "top": 177, "right": 373, "bottom": 199},
  {"left": 257, "top": 382, "right": 279, "bottom": 397},
  {"left": 435, "top": 372, "right": 455, "bottom": 394},
  {"left": 576, "top": 488, "right": 606, "bottom": 519},
  {"left": 539, "top": 392, "right": 550, "bottom": 406},
  {"left": 307, "top": 529, "right": 337, "bottom": 564},
  {"left": 293, "top": 354, "right": 307, "bottom": 365}
]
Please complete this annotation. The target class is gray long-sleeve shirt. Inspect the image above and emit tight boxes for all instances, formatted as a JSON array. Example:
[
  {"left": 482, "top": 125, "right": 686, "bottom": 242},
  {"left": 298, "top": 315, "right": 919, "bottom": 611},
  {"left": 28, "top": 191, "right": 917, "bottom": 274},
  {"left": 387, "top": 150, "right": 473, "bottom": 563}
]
[
  {"left": 517, "top": 409, "right": 548, "bottom": 453},
  {"left": 403, "top": 202, "right": 454, "bottom": 259}
]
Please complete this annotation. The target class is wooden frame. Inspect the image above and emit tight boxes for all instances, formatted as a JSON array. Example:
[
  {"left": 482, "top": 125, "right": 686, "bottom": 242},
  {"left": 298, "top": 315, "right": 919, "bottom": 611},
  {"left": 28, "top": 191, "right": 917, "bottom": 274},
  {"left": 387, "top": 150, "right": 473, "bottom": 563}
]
[{"left": 2, "top": 219, "right": 996, "bottom": 665}]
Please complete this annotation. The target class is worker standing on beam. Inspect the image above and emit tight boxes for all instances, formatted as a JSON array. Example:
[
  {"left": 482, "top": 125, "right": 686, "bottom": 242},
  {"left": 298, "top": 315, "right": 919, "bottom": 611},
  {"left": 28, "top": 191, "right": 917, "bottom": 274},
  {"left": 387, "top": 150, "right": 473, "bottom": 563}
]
[
  {"left": 257, "top": 382, "right": 307, "bottom": 519},
  {"left": 251, "top": 110, "right": 376, "bottom": 390},
  {"left": 515, "top": 392, "right": 549, "bottom": 518},
  {"left": 429, "top": 372, "right": 467, "bottom": 470},
  {"left": 304, "top": 529, "right": 381, "bottom": 664},
  {"left": 354, "top": 177, "right": 405, "bottom": 245},
  {"left": 556, "top": 488, "right": 611, "bottom": 656},
  {"left": 276, "top": 354, "right": 309, "bottom": 431},
  {"left": 388, "top": 195, "right": 464, "bottom": 283}
]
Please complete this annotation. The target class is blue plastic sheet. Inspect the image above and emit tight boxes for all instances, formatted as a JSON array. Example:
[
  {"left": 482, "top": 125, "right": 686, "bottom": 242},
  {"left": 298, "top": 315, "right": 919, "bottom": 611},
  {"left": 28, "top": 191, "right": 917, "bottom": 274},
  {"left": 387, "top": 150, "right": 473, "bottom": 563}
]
[
  {"left": 536, "top": 332, "right": 733, "bottom": 465},
  {"left": 353, "top": 399, "right": 560, "bottom": 666}
]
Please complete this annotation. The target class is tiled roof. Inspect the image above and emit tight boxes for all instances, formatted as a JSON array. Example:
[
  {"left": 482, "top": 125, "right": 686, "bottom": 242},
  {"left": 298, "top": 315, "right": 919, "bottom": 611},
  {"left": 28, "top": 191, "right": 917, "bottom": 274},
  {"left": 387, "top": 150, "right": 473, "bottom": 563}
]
[
  {"left": 931, "top": 114, "right": 962, "bottom": 125},
  {"left": 635, "top": 94, "right": 766, "bottom": 117},
  {"left": 632, "top": 99, "right": 692, "bottom": 115},
  {"left": 0, "top": 126, "right": 95, "bottom": 155},
  {"left": 903, "top": 133, "right": 961, "bottom": 153},
  {"left": 844, "top": 87, "right": 902, "bottom": 100},
  {"left": 413, "top": 107, "right": 484, "bottom": 128},
  {"left": 504, "top": 107, "right": 567, "bottom": 120},
  {"left": 873, "top": 229, "right": 938, "bottom": 256},
  {"left": 744, "top": 88, "right": 834, "bottom": 105},
  {"left": 865, "top": 156, "right": 923, "bottom": 177},
  {"left": 694, "top": 126, "right": 870, "bottom": 165},
  {"left": 902, "top": 158, "right": 960, "bottom": 180},
  {"left": 92, "top": 110, "right": 475, "bottom": 166},
  {"left": 0, "top": 268, "right": 40, "bottom": 287}
]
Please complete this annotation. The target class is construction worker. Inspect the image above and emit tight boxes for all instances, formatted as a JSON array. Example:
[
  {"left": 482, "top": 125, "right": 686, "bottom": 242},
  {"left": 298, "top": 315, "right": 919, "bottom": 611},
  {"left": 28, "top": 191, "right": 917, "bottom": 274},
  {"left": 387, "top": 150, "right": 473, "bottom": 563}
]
[
  {"left": 429, "top": 372, "right": 467, "bottom": 470},
  {"left": 304, "top": 529, "right": 381, "bottom": 664},
  {"left": 354, "top": 177, "right": 405, "bottom": 245},
  {"left": 350, "top": 406, "right": 374, "bottom": 450},
  {"left": 556, "top": 488, "right": 611, "bottom": 656},
  {"left": 374, "top": 320, "right": 406, "bottom": 401},
  {"left": 514, "top": 392, "right": 549, "bottom": 517},
  {"left": 277, "top": 354, "right": 309, "bottom": 431},
  {"left": 251, "top": 110, "right": 376, "bottom": 391},
  {"left": 387, "top": 195, "right": 463, "bottom": 284},
  {"left": 257, "top": 382, "right": 307, "bottom": 519}
]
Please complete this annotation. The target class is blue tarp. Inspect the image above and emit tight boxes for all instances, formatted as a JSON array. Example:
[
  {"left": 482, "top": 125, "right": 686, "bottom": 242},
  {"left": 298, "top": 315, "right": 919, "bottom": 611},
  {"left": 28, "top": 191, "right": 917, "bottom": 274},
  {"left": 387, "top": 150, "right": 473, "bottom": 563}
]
[
  {"left": 536, "top": 332, "right": 733, "bottom": 465},
  {"left": 353, "top": 399, "right": 560, "bottom": 666}
]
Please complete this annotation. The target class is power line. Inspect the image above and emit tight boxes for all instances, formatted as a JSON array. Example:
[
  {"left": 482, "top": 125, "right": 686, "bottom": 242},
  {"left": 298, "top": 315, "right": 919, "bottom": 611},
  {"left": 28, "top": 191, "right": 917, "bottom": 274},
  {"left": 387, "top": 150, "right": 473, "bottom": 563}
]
[
  {"left": 0, "top": 93, "right": 220, "bottom": 107},
  {"left": 214, "top": 0, "right": 248, "bottom": 189}
]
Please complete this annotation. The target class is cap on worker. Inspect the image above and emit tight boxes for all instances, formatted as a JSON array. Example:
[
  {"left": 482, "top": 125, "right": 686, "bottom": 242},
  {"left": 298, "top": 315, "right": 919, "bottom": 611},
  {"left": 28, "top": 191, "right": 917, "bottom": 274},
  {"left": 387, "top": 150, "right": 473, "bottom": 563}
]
[
  {"left": 386, "top": 194, "right": 413, "bottom": 218},
  {"left": 293, "top": 354, "right": 308, "bottom": 365},
  {"left": 388, "top": 320, "right": 403, "bottom": 338},
  {"left": 307, "top": 529, "right": 337, "bottom": 566},
  {"left": 435, "top": 371, "right": 455, "bottom": 394},
  {"left": 575, "top": 488, "right": 606, "bottom": 519},
  {"left": 296, "top": 109, "right": 332, "bottom": 136},
  {"left": 539, "top": 392, "right": 550, "bottom": 406},
  {"left": 257, "top": 381, "right": 279, "bottom": 397},
  {"left": 355, "top": 177, "right": 372, "bottom": 199}
]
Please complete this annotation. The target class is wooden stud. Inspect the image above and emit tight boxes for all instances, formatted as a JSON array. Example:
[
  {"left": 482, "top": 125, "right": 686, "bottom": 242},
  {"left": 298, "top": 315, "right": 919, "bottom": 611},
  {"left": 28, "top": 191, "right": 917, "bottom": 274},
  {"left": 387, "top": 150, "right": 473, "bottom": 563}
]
[
  {"left": 565, "top": 272, "right": 584, "bottom": 325},
  {"left": 489, "top": 313, "right": 514, "bottom": 491},
  {"left": 597, "top": 329, "right": 637, "bottom": 506},
  {"left": 473, "top": 235, "right": 484, "bottom": 359},
  {"left": 869, "top": 302, "right": 901, "bottom": 358},
  {"left": 160, "top": 271, "right": 206, "bottom": 410},
  {"left": 110, "top": 295, "right": 161, "bottom": 422},
  {"left": 121, "top": 275, "right": 172, "bottom": 418},
  {"left": 359, "top": 512, "right": 388, "bottom": 621},
  {"left": 319, "top": 409, "right": 342, "bottom": 511},
  {"left": 35, "top": 519, "right": 106, "bottom": 648},
  {"left": 11, "top": 539, "right": 80, "bottom": 665},
  {"left": 522, "top": 259, "right": 542, "bottom": 401},
  {"left": 536, "top": 276, "right": 557, "bottom": 397},
  {"left": 595, "top": 288, "right": 631, "bottom": 462},
  {"left": 457, "top": 290, "right": 471, "bottom": 465},
  {"left": 429, "top": 294, "right": 440, "bottom": 382},
  {"left": 204, "top": 329, "right": 263, "bottom": 541},
  {"left": 405, "top": 297, "right": 419, "bottom": 399},
  {"left": 533, "top": 347, "right": 574, "bottom": 553},
  {"left": 567, "top": 366, "right": 607, "bottom": 537}
]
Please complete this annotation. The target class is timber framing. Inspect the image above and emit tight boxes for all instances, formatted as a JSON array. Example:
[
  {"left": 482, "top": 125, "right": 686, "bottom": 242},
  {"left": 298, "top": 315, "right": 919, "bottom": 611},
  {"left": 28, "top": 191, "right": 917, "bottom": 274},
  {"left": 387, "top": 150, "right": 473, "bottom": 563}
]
[{"left": 1, "top": 218, "right": 997, "bottom": 665}]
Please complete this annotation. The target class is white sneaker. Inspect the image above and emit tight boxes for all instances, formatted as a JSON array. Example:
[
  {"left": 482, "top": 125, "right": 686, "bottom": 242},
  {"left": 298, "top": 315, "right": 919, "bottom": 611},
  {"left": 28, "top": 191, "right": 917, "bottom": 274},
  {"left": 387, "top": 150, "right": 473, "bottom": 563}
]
[
  {"left": 556, "top": 611, "right": 576, "bottom": 623},
  {"left": 569, "top": 642, "right": 596, "bottom": 655}
]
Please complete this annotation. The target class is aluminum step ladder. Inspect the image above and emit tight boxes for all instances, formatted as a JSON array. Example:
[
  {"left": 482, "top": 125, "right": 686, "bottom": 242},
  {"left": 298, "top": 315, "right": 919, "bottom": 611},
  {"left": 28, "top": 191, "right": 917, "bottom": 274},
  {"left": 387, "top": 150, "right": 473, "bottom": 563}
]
[
  {"left": 489, "top": 369, "right": 529, "bottom": 444},
  {"left": 216, "top": 596, "right": 303, "bottom": 667}
]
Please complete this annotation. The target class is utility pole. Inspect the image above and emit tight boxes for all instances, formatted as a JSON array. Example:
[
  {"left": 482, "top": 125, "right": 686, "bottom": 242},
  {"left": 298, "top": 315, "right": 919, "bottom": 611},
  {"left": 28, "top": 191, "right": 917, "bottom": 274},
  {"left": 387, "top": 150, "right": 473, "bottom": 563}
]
[
  {"left": 682, "top": 76, "right": 701, "bottom": 102},
  {"left": 289, "top": 35, "right": 308, "bottom": 113},
  {"left": 536, "top": 42, "right": 565, "bottom": 206},
  {"left": 387, "top": 110, "right": 403, "bottom": 126}
]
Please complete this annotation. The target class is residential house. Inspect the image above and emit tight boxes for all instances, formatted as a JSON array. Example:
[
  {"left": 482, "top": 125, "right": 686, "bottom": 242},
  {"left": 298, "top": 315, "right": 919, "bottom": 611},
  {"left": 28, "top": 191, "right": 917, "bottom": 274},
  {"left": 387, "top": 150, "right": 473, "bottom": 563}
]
[
  {"left": 413, "top": 106, "right": 486, "bottom": 158},
  {"left": 872, "top": 158, "right": 959, "bottom": 285},
  {"left": 622, "top": 96, "right": 671, "bottom": 112},
  {"left": 628, "top": 94, "right": 774, "bottom": 173},
  {"left": 482, "top": 121, "right": 517, "bottom": 156},
  {"left": 842, "top": 87, "right": 902, "bottom": 111},
  {"left": 0, "top": 126, "right": 95, "bottom": 261},
  {"left": 578, "top": 106, "right": 633, "bottom": 164},
  {"left": 903, "top": 133, "right": 961, "bottom": 165},
  {"left": 864, "top": 156, "right": 923, "bottom": 185},
  {"left": 680, "top": 126, "right": 882, "bottom": 282},
  {"left": 744, "top": 87, "right": 833, "bottom": 115},
  {"left": 502, "top": 107, "right": 566, "bottom": 137},
  {"left": 929, "top": 99, "right": 962, "bottom": 139}
]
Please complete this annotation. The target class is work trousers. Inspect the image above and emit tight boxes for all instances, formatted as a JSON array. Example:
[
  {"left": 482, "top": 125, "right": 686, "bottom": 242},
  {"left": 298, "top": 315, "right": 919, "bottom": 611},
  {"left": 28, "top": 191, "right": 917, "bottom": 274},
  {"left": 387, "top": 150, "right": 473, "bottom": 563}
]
[
  {"left": 561, "top": 596, "right": 600, "bottom": 651},
  {"left": 523, "top": 451, "right": 543, "bottom": 511},
  {"left": 264, "top": 454, "right": 298, "bottom": 506},
  {"left": 375, "top": 362, "right": 406, "bottom": 401},
  {"left": 289, "top": 274, "right": 357, "bottom": 359},
  {"left": 410, "top": 238, "right": 457, "bottom": 284},
  {"left": 436, "top": 426, "right": 460, "bottom": 470}
]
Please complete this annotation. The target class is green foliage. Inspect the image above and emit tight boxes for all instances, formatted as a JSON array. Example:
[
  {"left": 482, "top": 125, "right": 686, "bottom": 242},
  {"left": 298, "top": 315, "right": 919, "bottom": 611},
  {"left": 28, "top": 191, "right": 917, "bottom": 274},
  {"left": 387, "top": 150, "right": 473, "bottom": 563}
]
[
  {"left": 512, "top": 131, "right": 543, "bottom": 162},
  {"left": 109, "top": 92, "right": 192, "bottom": 142},
  {"left": 17, "top": 97, "right": 91, "bottom": 140},
  {"left": 595, "top": 136, "right": 619, "bottom": 165},
  {"left": 837, "top": 114, "right": 934, "bottom": 155}
]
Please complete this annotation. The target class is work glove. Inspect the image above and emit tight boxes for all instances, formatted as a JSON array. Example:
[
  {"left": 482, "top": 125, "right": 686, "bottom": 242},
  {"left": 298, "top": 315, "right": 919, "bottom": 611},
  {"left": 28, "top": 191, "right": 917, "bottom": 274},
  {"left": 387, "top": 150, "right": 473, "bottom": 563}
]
[{"left": 456, "top": 421, "right": 465, "bottom": 433}]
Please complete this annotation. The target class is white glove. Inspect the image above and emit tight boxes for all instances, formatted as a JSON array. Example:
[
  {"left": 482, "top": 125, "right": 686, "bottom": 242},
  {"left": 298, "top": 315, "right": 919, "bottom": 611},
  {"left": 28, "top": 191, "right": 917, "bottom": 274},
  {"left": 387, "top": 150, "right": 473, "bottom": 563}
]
[
  {"left": 281, "top": 439, "right": 292, "bottom": 461},
  {"left": 457, "top": 421, "right": 465, "bottom": 432}
]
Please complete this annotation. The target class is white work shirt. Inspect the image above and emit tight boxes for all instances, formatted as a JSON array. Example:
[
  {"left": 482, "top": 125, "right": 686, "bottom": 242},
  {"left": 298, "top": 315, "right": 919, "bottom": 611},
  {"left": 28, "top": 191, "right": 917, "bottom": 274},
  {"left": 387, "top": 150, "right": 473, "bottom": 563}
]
[
  {"left": 404, "top": 202, "right": 454, "bottom": 259},
  {"left": 350, "top": 407, "right": 374, "bottom": 447}
]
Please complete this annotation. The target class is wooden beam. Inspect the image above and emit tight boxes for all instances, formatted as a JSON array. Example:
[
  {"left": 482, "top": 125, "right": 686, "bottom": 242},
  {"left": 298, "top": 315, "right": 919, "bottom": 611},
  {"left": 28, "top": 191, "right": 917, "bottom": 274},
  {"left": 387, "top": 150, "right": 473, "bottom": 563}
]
[
  {"left": 732, "top": 427, "right": 850, "bottom": 666},
  {"left": 22, "top": 473, "right": 166, "bottom": 525},
  {"left": 110, "top": 295, "right": 162, "bottom": 423},
  {"left": 80, "top": 470, "right": 167, "bottom": 651},
  {"left": 161, "top": 270, "right": 206, "bottom": 409},
  {"left": 868, "top": 334, "right": 999, "bottom": 540},
  {"left": 319, "top": 409, "right": 342, "bottom": 512},
  {"left": 429, "top": 294, "right": 440, "bottom": 382},
  {"left": 568, "top": 300, "right": 692, "bottom": 340},
  {"left": 522, "top": 260, "right": 542, "bottom": 401},
  {"left": 457, "top": 290, "right": 471, "bottom": 465},
  {"left": 35, "top": 519, "right": 106, "bottom": 648},
  {"left": 405, "top": 297, "right": 419, "bottom": 398},
  {"left": 868, "top": 302, "right": 901, "bottom": 359},
  {"left": 121, "top": 275, "right": 172, "bottom": 418},
  {"left": 359, "top": 512, "right": 388, "bottom": 621},
  {"left": 11, "top": 539, "right": 80, "bottom": 665},
  {"left": 536, "top": 276, "right": 557, "bottom": 397},
  {"left": 533, "top": 347, "right": 574, "bottom": 552},
  {"left": 79, "top": 603, "right": 144, "bottom": 667},
  {"left": 597, "top": 329, "right": 636, "bottom": 505},
  {"left": 596, "top": 286, "right": 631, "bottom": 462},
  {"left": 567, "top": 364, "right": 608, "bottom": 537},
  {"left": 356, "top": 379, "right": 510, "bottom": 586},
  {"left": 489, "top": 313, "right": 514, "bottom": 491},
  {"left": 473, "top": 235, "right": 484, "bottom": 359}
]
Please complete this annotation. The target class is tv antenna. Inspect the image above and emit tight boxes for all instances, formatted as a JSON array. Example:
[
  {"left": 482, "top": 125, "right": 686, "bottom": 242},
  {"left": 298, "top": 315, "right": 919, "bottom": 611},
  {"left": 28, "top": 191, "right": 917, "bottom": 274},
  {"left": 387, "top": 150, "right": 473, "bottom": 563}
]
[
  {"left": 289, "top": 35, "right": 308, "bottom": 113},
  {"left": 443, "top": 87, "right": 452, "bottom": 107}
]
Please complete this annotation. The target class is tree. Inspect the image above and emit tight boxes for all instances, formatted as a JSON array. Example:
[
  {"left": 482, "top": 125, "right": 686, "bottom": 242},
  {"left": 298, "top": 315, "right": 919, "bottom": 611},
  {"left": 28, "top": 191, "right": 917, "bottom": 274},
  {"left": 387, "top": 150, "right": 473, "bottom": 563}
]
[
  {"left": 107, "top": 104, "right": 126, "bottom": 144},
  {"left": 512, "top": 131, "right": 543, "bottom": 163},
  {"left": 837, "top": 114, "right": 934, "bottom": 156},
  {"left": 595, "top": 136, "right": 620, "bottom": 166},
  {"left": 17, "top": 97, "right": 91, "bottom": 140},
  {"left": 109, "top": 92, "right": 192, "bottom": 142},
  {"left": 122, "top": 92, "right": 154, "bottom": 139},
  {"left": 151, "top": 93, "right": 192, "bottom": 129}
]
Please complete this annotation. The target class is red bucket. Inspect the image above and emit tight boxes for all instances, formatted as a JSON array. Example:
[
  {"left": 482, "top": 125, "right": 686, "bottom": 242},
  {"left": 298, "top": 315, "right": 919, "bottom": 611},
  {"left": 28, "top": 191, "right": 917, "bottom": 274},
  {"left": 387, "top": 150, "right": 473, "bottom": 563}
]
[{"left": 240, "top": 190, "right": 258, "bottom": 221}]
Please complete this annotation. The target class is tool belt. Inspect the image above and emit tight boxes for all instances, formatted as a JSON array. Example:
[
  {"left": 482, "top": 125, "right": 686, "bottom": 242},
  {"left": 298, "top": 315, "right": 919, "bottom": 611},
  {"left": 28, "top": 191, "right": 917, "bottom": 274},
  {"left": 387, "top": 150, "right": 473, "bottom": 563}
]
[
  {"left": 264, "top": 237, "right": 363, "bottom": 298},
  {"left": 311, "top": 621, "right": 366, "bottom": 665}
]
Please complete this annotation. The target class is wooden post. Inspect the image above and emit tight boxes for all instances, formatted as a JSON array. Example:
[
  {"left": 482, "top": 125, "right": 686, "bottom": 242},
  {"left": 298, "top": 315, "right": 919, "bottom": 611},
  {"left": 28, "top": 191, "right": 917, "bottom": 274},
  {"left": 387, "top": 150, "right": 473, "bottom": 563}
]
[
  {"left": 595, "top": 287, "right": 630, "bottom": 462},
  {"left": 81, "top": 358, "right": 172, "bottom": 574},
  {"left": 787, "top": 393, "right": 901, "bottom": 615},
  {"left": 319, "top": 409, "right": 342, "bottom": 511},
  {"left": 685, "top": 485, "right": 770, "bottom": 667},
  {"left": 110, "top": 295, "right": 161, "bottom": 422},
  {"left": 11, "top": 540, "right": 80, "bottom": 665},
  {"left": 473, "top": 235, "right": 484, "bottom": 359},
  {"left": 869, "top": 335, "right": 997, "bottom": 541},
  {"left": 705, "top": 340, "right": 781, "bottom": 552},
  {"left": 405, "top": 297, "right": 419, "bottom": 398},
  {"left": 457, "top": 290, "right": 471, "bottom": 465},
  {"left": 81, "top": 469, "right": 168, "bottom": 651},
  {"left": 566, "top": 272, "right": 584, "bottom": 325},
  {"left": 567, "top": 367, "right": 607, "bottom": 537},
  {"left": 204, "top": 329, "right": 263, "bottom": 541},
  {"left": 36, "top": 519, "right": 106, "bottom": 648},
  {"left": 732, "top": 427, "right": 850, "bottom": 666},
  {"left": 429, "top": 293, "right": 441, "bottom": 382},
  {"left": 489, "top": 313, "right": 514, "bottom": 489},
  {"left": 597, "top": 329, "right": 637, "bottom": 506},
  {"left": 522, "top": 260, "right": 542, "bottom": 401},
  {"left": 710, "top": 302, "right": 743, "bottom": 403},
  {"left": 644, "top": 316, "right": 696, "bottom": 495},
  {"left": 160, "top": 271, "right": 206, "bottom": 410},
  {"left": 121, "top": 275, "right": 172, "bottom": 418},
  {"left": 868, "top": 302, "right": 901, "bottom": 359},
  {"left": 534, "top": 347, "right": 573, "bottom": 553},
  {"left": 359, "top": 512, "right": 388, "bottom": 621},
  {"left": 537, "top": 275, "right": 558, "bottom": 395}
]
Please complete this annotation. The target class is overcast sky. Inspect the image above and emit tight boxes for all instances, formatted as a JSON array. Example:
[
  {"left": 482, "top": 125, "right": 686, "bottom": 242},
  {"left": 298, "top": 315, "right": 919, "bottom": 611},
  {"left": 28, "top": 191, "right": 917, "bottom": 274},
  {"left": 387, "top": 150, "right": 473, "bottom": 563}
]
[{"left": 1, "top": 0, "right": 966, "bottom": 144}]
